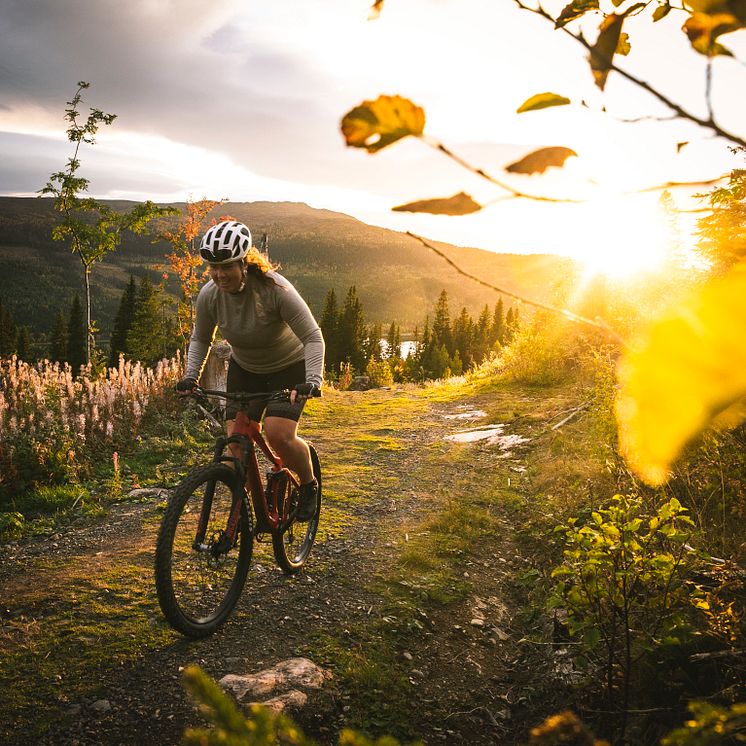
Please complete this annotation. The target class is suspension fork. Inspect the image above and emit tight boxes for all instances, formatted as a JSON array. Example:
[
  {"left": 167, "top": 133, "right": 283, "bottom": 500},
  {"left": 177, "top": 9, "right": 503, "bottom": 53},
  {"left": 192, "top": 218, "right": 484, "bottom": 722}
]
[{"left": 193, "top": 435, "right": 252, "bottom": 549}]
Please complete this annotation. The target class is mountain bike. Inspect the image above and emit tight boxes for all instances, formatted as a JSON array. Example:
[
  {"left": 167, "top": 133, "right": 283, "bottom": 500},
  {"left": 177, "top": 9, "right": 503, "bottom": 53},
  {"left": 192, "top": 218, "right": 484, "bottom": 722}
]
[{"left": 154, "top": 387, "right": 322, "bottom": 638}]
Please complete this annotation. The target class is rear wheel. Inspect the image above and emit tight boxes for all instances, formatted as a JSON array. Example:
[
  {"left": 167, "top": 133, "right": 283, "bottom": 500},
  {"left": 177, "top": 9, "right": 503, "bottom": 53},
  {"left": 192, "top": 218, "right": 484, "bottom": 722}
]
[
  {"left": 155, "top": 463, "right": 253, "bottom": 637},
  {"left": 272, "top": 445, "right": 321, "bottom": 574}
]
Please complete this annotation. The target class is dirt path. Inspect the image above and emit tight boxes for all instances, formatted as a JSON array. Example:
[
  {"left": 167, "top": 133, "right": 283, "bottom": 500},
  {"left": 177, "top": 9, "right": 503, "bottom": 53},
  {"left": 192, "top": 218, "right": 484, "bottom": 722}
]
[{"left": 0, "top": 382, "right": 579, "bottom": 745}]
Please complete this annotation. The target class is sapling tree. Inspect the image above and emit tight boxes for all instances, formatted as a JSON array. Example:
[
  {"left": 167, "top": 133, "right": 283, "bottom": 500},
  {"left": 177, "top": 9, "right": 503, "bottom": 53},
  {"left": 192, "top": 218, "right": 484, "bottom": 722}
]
[{"left": 40, "top": 81, "right": 176, "bottom": 366}]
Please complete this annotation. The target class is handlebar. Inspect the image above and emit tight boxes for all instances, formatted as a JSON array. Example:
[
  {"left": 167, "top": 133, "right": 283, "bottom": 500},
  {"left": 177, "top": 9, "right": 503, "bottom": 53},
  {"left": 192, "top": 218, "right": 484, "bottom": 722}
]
[{"left": 192, "top": 386, "right": 321, "bottom": 402}]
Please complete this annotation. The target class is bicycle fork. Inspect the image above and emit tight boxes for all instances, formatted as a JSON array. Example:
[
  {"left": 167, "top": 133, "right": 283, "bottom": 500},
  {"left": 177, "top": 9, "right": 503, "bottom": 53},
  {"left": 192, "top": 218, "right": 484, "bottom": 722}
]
[{"left": 192, "top": 435, "right": 253, "bottom": 554}]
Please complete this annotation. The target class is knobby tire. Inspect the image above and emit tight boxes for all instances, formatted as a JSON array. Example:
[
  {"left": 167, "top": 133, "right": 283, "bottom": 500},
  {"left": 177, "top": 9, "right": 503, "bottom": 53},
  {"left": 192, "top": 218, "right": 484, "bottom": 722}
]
[
  {"left": 272, "top": 444, "right": 322, "bottom": 574},
  {"left": 154, "top": 463, "right": 253, "bottom": 637}
]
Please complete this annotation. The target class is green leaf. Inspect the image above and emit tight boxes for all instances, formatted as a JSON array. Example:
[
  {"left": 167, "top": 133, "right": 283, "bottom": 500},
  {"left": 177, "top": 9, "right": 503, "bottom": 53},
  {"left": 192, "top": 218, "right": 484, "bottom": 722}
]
[
  {"left": 392, "top": 191, "right": 482, "bottom": 215},
  {"left": 516, "top": 92, "right": 572, "bottom": 113},
  {"left": 589, "top": 14, "right": 625, "bottom": 90},
  {"left": 341, "top": 95, "right": 425, "bottom": 153},
  {"left": 616, "top": 264, "right": 746, "bottom": 486},
  {"left": 555, "top": 0, "right": 600, "bottom": 27},
  {"left": 506, "top": 146, "right": 578, "bottom": 174},
  {"left": 653, "top": 3, "right": 672, "bottom": 21}
]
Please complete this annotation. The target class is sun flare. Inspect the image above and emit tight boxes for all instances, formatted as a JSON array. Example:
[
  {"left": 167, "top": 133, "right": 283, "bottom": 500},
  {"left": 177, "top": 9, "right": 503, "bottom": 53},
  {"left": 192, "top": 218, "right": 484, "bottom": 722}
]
[{"left": 572, "top": 193, "right": 673, "bottom": 281}]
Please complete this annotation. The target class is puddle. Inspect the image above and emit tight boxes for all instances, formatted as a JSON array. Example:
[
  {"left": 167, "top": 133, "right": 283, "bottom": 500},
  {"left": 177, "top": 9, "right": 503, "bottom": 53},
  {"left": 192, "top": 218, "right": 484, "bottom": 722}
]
[
  {"left": 444, "top": 410, "right": 487, "bottom": 420},
  {"left": 445, "top": 426, "right": 504, "bottom": 443},
  {"left": 445, "top": 424, "right": 530, "bottom": 453}
]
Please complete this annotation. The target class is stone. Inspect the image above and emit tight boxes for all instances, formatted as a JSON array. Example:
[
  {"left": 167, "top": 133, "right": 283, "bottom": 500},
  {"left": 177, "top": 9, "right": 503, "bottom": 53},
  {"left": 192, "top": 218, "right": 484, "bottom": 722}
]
[
  {"left": 347, "top": 376, "right": 371, "bottom": 391},
  {"left": 252, "top": 689, "right": 308, "bottom": 714},
  {"left": 220, "top": 658, "right": 331, "bottom": 702},
  {"left": 126, "top": 487, "right": 170, "bottom": 500},
  {"left": 470, "top": 618, "right": 485, "bottom": 627},
  {"left": 91, "top": 699, "right": 111, "bottom": 713}
]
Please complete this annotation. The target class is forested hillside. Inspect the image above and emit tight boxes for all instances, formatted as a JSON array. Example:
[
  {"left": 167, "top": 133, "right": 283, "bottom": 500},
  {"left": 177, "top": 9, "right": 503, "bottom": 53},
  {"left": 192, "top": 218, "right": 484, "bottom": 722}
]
[{"left": 0, "top": 197, "right": 574, "bottom": 340}]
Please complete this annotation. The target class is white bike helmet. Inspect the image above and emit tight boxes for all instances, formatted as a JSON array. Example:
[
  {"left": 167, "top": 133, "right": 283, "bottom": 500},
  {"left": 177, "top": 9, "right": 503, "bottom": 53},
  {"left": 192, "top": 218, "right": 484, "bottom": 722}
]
[{"left": 199, "top": 221, "right": 252, "bottom": 264}]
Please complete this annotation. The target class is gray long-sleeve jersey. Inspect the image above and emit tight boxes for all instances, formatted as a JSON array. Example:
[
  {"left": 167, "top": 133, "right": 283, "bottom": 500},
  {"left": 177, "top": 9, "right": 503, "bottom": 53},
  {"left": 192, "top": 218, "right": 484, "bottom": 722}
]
[{"left": 185, "top": 271, "right": 325, "bottom": 387}]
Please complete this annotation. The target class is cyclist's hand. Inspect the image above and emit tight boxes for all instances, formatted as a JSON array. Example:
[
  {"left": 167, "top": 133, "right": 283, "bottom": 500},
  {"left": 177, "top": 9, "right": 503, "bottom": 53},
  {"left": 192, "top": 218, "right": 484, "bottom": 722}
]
[
  {"left": 290, "top": 382, "right": 321, "bottom": 404},
  {"left": 175, "top": 377, "right": 197, "bottom": 395}
]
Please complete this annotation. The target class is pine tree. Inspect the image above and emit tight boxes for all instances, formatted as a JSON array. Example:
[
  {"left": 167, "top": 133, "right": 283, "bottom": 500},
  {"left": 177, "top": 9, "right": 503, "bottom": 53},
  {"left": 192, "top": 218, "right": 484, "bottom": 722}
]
[
  {"left": 319, "top": 288, "right": 340, "bottom": 375},
  {"left": 51, "top": 309, "right": 69, "bottom": 363},
  {"left": 452, "top": 306, "right": 474, "bottom": 370},
  {"left": 491, "top": 297, "right": 505, "bottom": 346},
  {"left": 15, "top": 327, "right": 31, "bottom": 361},
  {"left": 505, "top": 307, "right": 515, "bottom": 344},
  {"left": 0, "top": 297, "right": 17, "bottom": 357},
  {"left": 338, "top": 286, "right": 366, "bottom": 373},
  {"left": 365, "top": 322, "right": 383, "bottom": 362},
  {"left": 432, "top": 290, "right": 453, "bottom": 355},
  {"left": 475, "top": 304, "right": 491, "bottom": 363},
  {"left": 67, "top": 294, "right": 87, "bottom": 374},
  {"left": 386, "top": 321, "right": 401, "bottom": 361},
  {"left": 109, "top": 275, "right": 138, "bottom": 367},
  {"left": 128, "top": 276, "right": 175, "bottom": 366}
]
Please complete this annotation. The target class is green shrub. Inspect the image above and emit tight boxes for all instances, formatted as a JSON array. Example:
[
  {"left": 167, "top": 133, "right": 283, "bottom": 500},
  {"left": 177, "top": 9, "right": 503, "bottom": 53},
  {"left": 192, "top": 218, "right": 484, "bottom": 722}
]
[
  {"left": 0, "top": 511, "right": 25, "bottom": 541},
  {"left": 498, "top": 314, "right": 580, "bottom": 386},
  {"left": 365, "top": 358, "right": 394, "bottom": 388}
]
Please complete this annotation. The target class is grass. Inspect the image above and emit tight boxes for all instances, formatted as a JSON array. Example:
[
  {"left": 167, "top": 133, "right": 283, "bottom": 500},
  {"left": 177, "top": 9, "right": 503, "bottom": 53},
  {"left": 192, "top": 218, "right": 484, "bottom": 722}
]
[{"left": 0, "top": 368, "right": 617, "bottom": 742}]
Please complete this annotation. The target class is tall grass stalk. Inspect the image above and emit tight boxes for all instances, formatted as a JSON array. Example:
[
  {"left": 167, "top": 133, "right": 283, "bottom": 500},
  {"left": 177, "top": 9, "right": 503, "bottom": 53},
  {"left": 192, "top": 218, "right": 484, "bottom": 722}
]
[{"left": 0, "top": 354, "right": 181, "bottom": 499}]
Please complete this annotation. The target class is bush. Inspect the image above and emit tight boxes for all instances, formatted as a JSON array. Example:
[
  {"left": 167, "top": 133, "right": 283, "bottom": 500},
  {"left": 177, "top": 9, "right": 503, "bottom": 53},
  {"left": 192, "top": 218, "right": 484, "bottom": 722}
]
[
  {"left": 365, "top": 358, "right": 394, "bottom": 388},
  {"left": 498, "top": 314, "right": 581, "bottom": 386}
]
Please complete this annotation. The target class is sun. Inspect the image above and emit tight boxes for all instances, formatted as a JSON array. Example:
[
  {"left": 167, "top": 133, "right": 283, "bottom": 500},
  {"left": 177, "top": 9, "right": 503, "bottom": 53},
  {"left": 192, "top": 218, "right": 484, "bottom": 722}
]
[{"left": 570, "top": 192, "right": 674, "bottom": 281}]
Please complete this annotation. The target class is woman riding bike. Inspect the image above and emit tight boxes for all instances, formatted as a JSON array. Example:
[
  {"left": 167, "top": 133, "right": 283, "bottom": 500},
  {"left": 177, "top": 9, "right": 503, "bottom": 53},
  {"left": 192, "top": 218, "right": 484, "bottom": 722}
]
[{"left": 175, "top": 220, "right": 324, "bottom": 521}]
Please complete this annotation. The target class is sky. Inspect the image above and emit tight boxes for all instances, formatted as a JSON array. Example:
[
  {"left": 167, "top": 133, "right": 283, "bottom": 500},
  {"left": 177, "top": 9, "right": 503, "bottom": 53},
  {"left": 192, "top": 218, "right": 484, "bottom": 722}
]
[{"left": 1, "top": 0, "right": 744, "bottom": 273}]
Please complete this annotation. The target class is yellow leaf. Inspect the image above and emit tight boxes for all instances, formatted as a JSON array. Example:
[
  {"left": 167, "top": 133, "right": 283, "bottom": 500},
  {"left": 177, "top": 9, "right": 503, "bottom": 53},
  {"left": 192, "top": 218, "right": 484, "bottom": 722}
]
[
  {"left": 516, "top": 92, "right": 572, "bottom": 113},
  {"left": 392, "top": 192, "right": 482, "bottom": 216},
  {"left": 683, "top": 12, "right": 740, "bottom": 55},
  {"left": 616, "top": 264, "right": 746, "bottom": 485},
  {"left": 653, "top": 3, "right": 672, "bottom": 21},
  {"left": 555, "top": 0, "right": 600, "bottom": 28},
  {"left": 589, "top": 14, "right": 625, "bottom": 90},
  {"left": 688, "top": 0, "right": 746, "bottom": 23},
  {"left": 616, "top": 32, "right": 631, "bottom": 55},
  {"left": 368, "top": 0, "right": 385, "bottom": 20},
  {"left": 341, "top": 95, "right": 425, "bottom": 153},
  {"left": 506, "top": 146, "right": 578, "bottom": 175}
]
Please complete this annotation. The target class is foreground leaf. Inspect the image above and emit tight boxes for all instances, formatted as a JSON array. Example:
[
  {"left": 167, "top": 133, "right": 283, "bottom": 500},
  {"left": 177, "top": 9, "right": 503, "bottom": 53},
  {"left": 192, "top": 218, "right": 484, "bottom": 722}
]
[
  {"left": 369, "top": 0, "right": 385, "bottom": 19},
  {"left": 589, "top": 14, "right": 625, "bottom": 90},
  {"left": 392, "top": 192, "right": 482, "bottom": 215},
  {"left": 555, "top": 0, "right": 600, "bottom": 28},
  {"left": 653, "top": 3, "right": 672, "bottom": 21},
  {"left": 615, "top": 264, "right": 746, "bottom": 485},
  {"left": 616, "top": 32, "right": 631, "bottom": 55},
  {"left": 517, "top": 92, "right": 572, "bottom": 113},
  {"left": 506, "top": 147, "right": 578, "bottom": 175},
  {"left": 683, "top": 12, "right": 740, "bottom": 55},
  {"left": 341, "top": 95, "right": 425, "bottom": 153}
]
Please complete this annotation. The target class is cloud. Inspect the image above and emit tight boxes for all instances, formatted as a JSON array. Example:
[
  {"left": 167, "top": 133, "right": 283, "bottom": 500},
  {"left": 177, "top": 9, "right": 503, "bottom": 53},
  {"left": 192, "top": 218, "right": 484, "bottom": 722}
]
[{"left": 0, "top": 0, "right": 351, "bottom": 184}]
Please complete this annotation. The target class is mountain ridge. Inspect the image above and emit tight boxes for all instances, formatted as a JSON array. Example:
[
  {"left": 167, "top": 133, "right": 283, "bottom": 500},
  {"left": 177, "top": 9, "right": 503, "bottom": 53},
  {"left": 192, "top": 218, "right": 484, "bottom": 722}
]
[{"left": 0, "top": 197, "right": 577, "bottom": 344}]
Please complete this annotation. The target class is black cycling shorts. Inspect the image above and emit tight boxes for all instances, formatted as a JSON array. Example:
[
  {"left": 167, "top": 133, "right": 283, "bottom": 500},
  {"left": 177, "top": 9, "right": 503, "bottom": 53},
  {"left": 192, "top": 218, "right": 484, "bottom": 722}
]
[{"left": 225, "top": 357, "right": 307, "bottom": 422}]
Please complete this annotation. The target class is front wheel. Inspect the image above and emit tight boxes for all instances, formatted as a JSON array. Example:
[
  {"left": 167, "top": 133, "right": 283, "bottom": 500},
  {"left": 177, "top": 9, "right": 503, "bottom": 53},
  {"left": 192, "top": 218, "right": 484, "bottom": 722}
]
[
  {"left": 155, "top": 463, "right": 253, "bottom": 637},
  {"left": 272, "top": 444, "right": 321, "bottom": 574}
]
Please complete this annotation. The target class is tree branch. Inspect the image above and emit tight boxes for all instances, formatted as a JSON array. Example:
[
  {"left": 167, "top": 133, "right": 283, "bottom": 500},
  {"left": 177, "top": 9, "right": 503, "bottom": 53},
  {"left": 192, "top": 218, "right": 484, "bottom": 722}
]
[
  {"left": 513, "top": 0, "right": 746, "bottom": 149},
  {"left": 406, "top": 231, "right": 628, "bottom": 346},
  {"left": 422, "top": 137, "right": 584, "bottom": 203}
]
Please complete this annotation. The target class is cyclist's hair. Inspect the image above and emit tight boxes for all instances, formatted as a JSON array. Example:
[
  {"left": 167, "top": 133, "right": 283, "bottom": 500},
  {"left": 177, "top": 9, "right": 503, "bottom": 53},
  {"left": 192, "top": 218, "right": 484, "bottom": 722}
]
[{"left": 245, "top": 248, "right": 281, "bottom": 287}]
